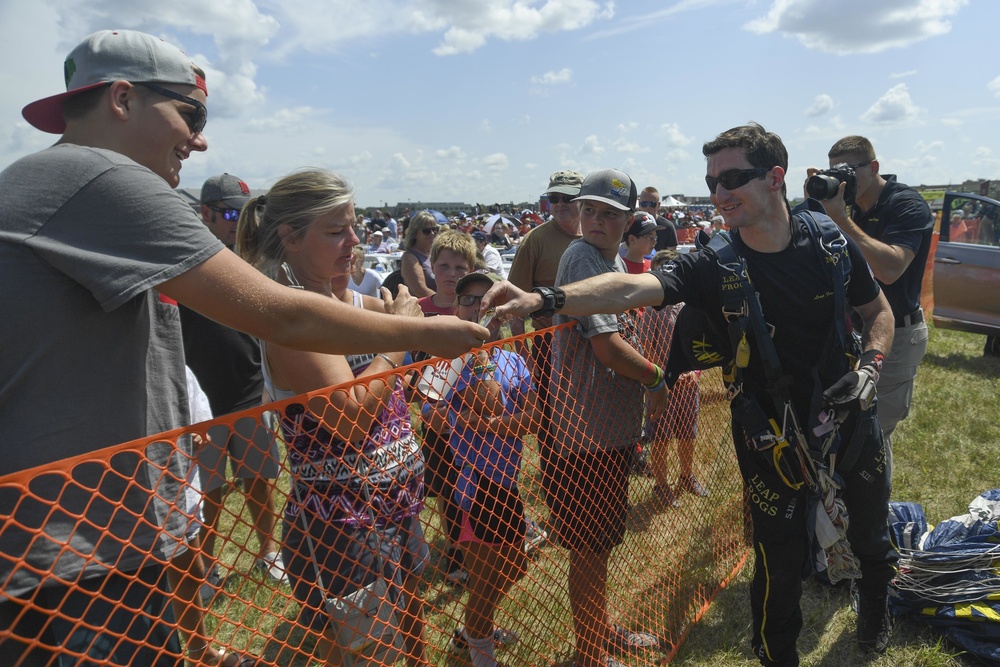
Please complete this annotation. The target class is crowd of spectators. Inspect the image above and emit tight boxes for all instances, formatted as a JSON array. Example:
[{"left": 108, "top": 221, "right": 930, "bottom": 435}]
[{"left": 0, "top": 26, "right": 746, "bottom": 667}]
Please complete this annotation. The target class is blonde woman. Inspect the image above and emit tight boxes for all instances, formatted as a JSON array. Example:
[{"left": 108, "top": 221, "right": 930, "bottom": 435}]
[{"left": 237, "top": 169, "right": 431, "bottom": 666}]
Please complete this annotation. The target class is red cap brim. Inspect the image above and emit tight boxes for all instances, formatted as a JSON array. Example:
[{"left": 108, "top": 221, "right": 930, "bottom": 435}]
[{"left": 22, "top": 82, "right": 110, "bottom": 134}]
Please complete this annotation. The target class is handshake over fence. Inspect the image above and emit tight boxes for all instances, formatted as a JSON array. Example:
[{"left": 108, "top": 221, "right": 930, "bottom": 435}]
[{"left": 0, "top": 323, "right": 749, "bottom": 666}]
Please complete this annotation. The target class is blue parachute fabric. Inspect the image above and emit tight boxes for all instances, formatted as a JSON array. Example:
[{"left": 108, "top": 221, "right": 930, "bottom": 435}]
[
  {"left": 888, "top": 490, "right": 1000, "bottom": 663},
  {"left": 887, "top": 500, "right": 928, "bottom": 551}
]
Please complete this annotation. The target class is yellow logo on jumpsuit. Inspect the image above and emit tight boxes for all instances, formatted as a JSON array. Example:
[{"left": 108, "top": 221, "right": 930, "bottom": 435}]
[{"left": 692, "top": 336, "right": 723, "bottom": 365}]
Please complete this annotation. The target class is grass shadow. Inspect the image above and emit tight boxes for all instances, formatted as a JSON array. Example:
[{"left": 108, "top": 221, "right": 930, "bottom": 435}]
[{"left": 923, "top": 351, "right": 1000, "bottom": 377}]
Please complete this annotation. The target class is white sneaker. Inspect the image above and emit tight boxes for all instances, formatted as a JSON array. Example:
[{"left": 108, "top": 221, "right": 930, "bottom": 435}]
[
  {"left": 447, "top": 625, "right": 520, "bottom": 653},
  {"left": 445, "top": 566, "right": 470, "bottom": 586},
  {"left": 524, "top": 518, "right": 548, "bottom": 555},
  {"left": 255, "top": 551, "right": 288, "bottom": 584}
]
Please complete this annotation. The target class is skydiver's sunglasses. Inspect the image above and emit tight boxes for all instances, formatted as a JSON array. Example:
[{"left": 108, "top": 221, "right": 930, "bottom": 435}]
[{"left": 705, "top": 167, "right": 770, "bottom": 194}]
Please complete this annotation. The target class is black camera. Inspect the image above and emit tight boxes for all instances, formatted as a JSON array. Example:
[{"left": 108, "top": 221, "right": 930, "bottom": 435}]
[{"left": 806, "top": 163, "right": 857, "bottom": 206}]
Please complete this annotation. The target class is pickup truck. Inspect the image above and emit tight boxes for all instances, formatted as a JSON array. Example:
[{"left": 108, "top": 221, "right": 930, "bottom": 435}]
[{"left": 932, "top": 191, "right": 1000, "bottom": 354}]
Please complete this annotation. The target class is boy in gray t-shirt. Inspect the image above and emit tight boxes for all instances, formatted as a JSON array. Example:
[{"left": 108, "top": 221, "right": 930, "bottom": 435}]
[{"left": 545, "top": 169, "right": 668, "bottom": 667}]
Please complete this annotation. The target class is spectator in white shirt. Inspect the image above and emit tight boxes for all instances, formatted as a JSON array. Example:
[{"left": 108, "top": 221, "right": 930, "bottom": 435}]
[
  {"left": 348, "top": 246, "right": 385, "bottom": 298},
  {"left": 473, "top": 230, "right": 506, "bottom": 278}
]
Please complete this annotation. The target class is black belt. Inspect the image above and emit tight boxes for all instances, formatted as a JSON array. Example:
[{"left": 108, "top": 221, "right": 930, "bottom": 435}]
[{"left": 895, "top": 308, "right": 923, "bottom": 329}]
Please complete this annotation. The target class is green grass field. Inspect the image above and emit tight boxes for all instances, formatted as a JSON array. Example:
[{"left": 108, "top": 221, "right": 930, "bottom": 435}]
[{"left": 204, "top": 324, "right": 999, "bottom": 666}]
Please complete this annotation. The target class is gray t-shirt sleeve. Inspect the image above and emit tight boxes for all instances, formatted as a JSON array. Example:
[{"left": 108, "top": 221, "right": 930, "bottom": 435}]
[
  {"left": 556, "top": 240, "right": 622, "bottom": 338},
  {"left": 25, "top": 159, "right": 222, "bottom": 311}
]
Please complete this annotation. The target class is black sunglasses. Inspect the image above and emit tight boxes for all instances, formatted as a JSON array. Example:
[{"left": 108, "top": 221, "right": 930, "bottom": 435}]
[
  {"left": 548, "top": 194, "right": 575, "bottom": 204},
  {"left": 421, "top": 227, "right": 438, "bottom": 236},
  {"left": 457, "top": 294, "right": 484, "bottom": 307},
  {"left": 638, "top": 201, "right": 659, "bottom": 208},
  {"left": 848, "top": 160, "right": 872, "bottom": 170},
  {"left": 705, "top": 167, "right": 770, "bottom": 194},
  {"left": 137, "top": 82, "right": 208, "bottom": 134},
  {"left": 208, "top": 204, "right": 240, "bottom": 221}
]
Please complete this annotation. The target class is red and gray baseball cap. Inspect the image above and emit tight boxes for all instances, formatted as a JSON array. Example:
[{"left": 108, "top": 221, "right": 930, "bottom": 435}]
[
  {"left": 574, "top": 168, "right": 638, "bottom": 211},
  {"left": 22, "top": 29, "right": 207, "bottom": 134},
  {"left": 201, "top": 173, "right": 251, "bottom": 208}
]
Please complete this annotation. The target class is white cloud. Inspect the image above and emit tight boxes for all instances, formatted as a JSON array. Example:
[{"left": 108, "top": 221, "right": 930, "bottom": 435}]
[
  {"left": 531, "top": 68, "right": 573, "bottom": 85},
  {"left": 480, "top": 119, "right": 493, "bottom": 133},
  {"left": 348, "top": 151, "right": 373, "bottom": 165},
  {"left": 617, "top": 122, "right": 639, "bottom": 133},
  {"left": 891, "top": 70, "right": 918, "bottom": 79},
  {"left": 482, "top": 153, "right": 509, "bottom": 172},
  {"left": 392, "top": 153, "right": 411, "bottom": 170},
  {"left": 799, "top": 116, "right": 847, "bottom": 140},
  {"left": 972, "top": 152, "right": 1000, "bottom": 173},
  {"left": 974, "top": 146, "right": 992, "bottom": 157},
  {"left": 861, "top": 83, "right": 921, "bottom": 124},
  {"left": 246, "top": 107, "right": 318, "bottom": 132},
  {"left": 989, "top": 74, "right": 1000, "bottom": 97},
  {"left": 745, "top": 0, "right": 968, "bottom": 55},
  {"left": 805, "top": 94, "right": 834, "bottom": 117},
  {"left": 425, "top": 0, "right": 615, "bottom": 56},
  {"left": 0, "top": 122, "right": 50, "bottom": 160},
  {"left": 435, "top": 146, "right": 467, "bottom": 161},
  {"left": 612, "top": 138, "right": 650, "bottom": 154},
  {"left": 581, "top": 135, "right": 605, "bottom": 155},
  {"left": 434, "top": 27, "right": 488, "bottom": 55},
  {"left": 941, "top": 117, "right": 962, "bottom": 127},
  {"left": 658, "top": 122, "right": 694, "bottom": 147}
]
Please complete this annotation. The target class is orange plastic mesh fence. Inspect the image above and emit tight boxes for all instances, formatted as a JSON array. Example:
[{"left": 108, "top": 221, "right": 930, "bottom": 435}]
[{"left": 0, "top": 317, "right": 748, "bottom": 666}]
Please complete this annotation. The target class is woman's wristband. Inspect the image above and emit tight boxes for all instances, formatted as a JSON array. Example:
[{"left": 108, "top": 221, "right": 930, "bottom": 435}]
[{"left": 376, "top": 353, "right": 400, "bottom": 369}]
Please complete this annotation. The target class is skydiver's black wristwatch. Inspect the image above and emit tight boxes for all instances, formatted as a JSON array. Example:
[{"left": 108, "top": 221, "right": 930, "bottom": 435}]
[{"left": 531, "top": 286, "right": 566, "bottom": 319}]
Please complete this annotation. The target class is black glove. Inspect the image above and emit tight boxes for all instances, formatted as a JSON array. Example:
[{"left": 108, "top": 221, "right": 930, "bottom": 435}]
[{"left": 823, "top": 350, "right": 884, "bottom": 413}]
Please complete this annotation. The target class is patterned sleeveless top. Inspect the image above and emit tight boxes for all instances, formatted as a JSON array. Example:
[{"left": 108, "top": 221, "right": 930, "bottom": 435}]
[{"left": 261, "top": 290, "right": 425, "bottom": 527}]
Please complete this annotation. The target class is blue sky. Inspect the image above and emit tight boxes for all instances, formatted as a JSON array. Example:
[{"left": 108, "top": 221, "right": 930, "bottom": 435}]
[{"left": 1, "top": 0, "right": 996, "bottom": 208}]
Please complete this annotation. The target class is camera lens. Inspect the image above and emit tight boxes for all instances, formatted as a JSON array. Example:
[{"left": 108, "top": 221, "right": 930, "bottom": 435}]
[{"left": 806, "top": 174, "right": 841, "bottom": 200}]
